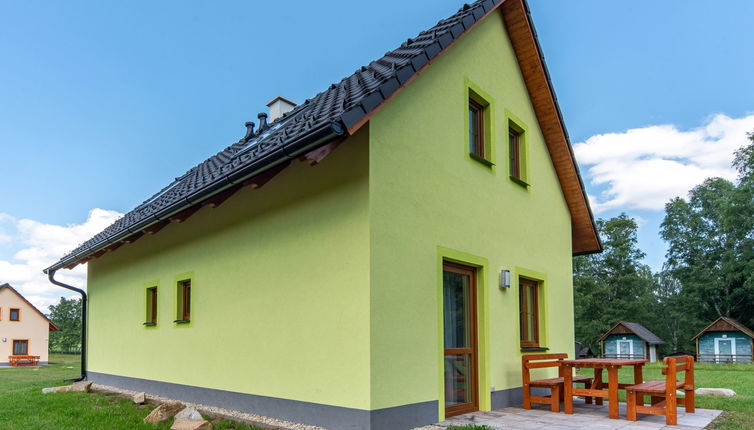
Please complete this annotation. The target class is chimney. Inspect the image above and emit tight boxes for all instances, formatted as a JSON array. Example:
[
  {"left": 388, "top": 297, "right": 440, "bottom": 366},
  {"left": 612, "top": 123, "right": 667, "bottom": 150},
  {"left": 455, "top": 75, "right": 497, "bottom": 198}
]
[{"left": 266, "top": 96, "right": 297, "bottom": 122}]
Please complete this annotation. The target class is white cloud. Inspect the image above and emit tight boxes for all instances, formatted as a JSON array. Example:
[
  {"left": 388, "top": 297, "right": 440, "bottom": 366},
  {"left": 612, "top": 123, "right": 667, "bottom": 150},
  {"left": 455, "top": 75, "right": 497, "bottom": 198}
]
[
  {"left": 0, "top": 209, "right": 122, "bottom": 312},
  {"left": 574, "top": 113, "right": 754, "bottom": 213}
]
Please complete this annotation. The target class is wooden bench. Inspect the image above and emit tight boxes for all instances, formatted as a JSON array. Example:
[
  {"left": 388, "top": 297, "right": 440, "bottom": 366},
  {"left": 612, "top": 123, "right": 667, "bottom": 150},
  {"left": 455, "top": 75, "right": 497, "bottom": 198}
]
[
  {"left": 522, "top": 353, "right": 592, "bottom": 412},
  {"left": 8, "top": 355, "right": 40, "bottom": 366},
  {"left": 626, "top": 355, "right": 695, "bottom": 425}
]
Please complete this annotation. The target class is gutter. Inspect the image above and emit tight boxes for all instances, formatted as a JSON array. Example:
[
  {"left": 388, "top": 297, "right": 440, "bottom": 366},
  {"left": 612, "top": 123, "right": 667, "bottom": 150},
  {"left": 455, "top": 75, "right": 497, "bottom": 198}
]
[
  {"left": 47, "top": 270, "right": 87, "bottom": 382},
  {"left": 45, "top": 120, "right": 345, "bottom": 273}
]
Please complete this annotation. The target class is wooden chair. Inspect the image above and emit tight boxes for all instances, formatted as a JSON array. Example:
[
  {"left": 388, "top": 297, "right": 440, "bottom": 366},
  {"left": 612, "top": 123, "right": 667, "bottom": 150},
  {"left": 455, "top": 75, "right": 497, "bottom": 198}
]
[
  {"left": 626, "top": 355, "right": 695, "bottom": 425},
  {"left": 522, "top": 353, "right": 592, "bottom": 412}
]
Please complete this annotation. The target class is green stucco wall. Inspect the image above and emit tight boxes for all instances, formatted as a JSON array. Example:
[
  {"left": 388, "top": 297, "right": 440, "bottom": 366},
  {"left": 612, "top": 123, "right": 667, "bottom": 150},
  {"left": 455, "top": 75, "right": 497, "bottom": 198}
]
[
  {"left": 87, "top": 128, "right": 371, "bottom": 409},
  {"left": 368, "top": 9, "right": 574, "bottom": 418}
]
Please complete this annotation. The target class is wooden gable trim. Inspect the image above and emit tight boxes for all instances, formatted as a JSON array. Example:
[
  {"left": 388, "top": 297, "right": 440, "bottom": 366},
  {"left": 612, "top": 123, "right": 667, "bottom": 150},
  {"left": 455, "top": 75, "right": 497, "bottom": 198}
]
[
  {"left": 500, "top": 0, "right": 600, "bottom": 254},
  {"left": 344, "top": 0, "right": 600, "bottom": 254},
  {"left": 692, "top": 316, "right": 754, "bottom": 340}
]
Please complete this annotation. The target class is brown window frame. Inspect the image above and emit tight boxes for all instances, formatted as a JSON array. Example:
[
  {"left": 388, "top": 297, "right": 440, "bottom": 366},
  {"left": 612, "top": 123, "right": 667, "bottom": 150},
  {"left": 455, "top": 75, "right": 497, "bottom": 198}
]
[
  {"left": 175, "top": 280, "right": 191, "bottom": 323},
  {"left": 9, "top": 308, "right": 20, "bottom": 322},
  {"left": 145, "top": 287, "right": 158, "bottom": 325},
  {"left": 509, "top": 128, "right": 522, "bottom": 180},
  {"left": 12, "top": 339, "right": 29, "bottom": 356},
  {"left": 468, "top": 99, "right": 485, "bottom": 158},
  {"left": 519, "top": 279, "right": 540, "bottom": 348}
]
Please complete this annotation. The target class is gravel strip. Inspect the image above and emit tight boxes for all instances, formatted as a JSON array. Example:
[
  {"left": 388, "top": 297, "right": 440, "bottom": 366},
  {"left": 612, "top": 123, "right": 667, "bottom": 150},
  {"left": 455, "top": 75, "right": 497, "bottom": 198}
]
[{"left": 91, "top": 383, "right": 327, "bottom": 430}]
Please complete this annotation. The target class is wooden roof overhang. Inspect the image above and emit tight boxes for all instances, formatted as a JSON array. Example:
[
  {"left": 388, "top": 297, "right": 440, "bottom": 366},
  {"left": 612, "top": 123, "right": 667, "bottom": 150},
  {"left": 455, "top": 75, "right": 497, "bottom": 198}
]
[
  {"left": 691, "top": 316, "right": 754, "bottom": 340},
  {"left": 348, "top": 0, "right": 602, "bottom": 255}
]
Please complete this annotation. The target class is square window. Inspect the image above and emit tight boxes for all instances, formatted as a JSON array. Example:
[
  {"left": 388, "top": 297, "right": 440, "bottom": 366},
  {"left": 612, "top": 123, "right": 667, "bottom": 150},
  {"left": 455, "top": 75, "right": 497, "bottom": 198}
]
[
  {"left": 519, "top": 279, "right": 539, "bottom": 348},
  {"left": 10, "top": 308, "right": 20, "bottom": 321}
]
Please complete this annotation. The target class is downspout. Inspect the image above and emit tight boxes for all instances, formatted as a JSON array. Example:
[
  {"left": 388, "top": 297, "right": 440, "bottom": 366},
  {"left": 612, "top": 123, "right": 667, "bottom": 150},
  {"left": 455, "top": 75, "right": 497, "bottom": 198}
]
[{"left": 47, "top": 269, "right": 87, "bottom": 382}]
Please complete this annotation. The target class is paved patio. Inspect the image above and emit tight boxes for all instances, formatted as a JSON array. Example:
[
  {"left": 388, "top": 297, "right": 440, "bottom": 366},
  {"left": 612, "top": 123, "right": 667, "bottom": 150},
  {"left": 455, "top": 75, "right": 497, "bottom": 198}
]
[{"left": 436, "top": 399, "right": 722, "bottom": 429}]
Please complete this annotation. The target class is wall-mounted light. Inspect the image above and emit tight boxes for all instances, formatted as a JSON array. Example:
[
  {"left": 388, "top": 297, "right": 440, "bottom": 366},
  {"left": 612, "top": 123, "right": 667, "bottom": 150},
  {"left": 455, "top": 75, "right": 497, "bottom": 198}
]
[
  {"left": 500, "top": 269, "right": 511, "bottom": 289},
  {"left": 1, "top": 338, "right": 6, "bottom": 342}
]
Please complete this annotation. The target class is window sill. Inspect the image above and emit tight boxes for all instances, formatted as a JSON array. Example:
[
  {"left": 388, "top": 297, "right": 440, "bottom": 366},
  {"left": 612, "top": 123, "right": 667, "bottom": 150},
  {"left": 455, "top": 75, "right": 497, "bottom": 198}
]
[
  {"left": 143, "top": 322, "right": 156, "bottom": 326},
  {"left": 470, "top": 153, "right": 494, "bottom": 167},
  {"left": 510, "top": 176, "right": 529, "bottom": 187},
  {"left": 520, "top": 346, "right": 549, "bottom": 353},
  {"left": 173, "top": 319, "right": 190, "bottom": 324}
]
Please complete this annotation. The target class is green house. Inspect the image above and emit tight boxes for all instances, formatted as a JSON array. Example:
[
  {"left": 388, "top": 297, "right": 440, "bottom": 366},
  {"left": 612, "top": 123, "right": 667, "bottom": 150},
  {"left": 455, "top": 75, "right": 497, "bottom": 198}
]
[
  {"left": 45, "top": 0, "right": 600, "bottom": 428},
  {"left": 693, "top": 317, "right": 754, "bottom": 363}
]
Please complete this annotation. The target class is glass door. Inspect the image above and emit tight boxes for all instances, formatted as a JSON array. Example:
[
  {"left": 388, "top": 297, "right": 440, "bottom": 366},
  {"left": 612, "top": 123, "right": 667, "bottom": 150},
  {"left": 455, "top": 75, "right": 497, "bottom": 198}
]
[{"left": 443, "top": 262, "right": 478, "bottom": 417}]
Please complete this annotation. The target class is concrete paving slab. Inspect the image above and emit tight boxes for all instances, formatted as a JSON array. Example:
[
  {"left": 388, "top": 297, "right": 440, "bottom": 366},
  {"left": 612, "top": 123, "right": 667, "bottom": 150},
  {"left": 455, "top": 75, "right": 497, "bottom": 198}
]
[{"left": 435, "top": 399, "right": 721, "bottom": 430}]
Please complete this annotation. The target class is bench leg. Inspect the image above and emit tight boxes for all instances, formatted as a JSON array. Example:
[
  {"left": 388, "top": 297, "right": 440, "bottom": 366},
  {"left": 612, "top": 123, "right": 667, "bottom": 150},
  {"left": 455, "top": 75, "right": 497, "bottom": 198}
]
[
  {"left": 581, "top": 382, "right": 592, "bottom": 404},
  {"left": 593, "top": 370, "right": 604, "bottom": 406},
  {"left": 523, "top": 384, "right": 531, "bottom": 410},
  {"left": 685, "top": 389, "right": 695, "bottom": 413},
  {"left": 551, "top": 385, "right": 560, "bottom": 413},
  {"left": 666, "top": 392, "right": 677, "bottom": 426},
  {"left": 626, "top": 391, "right": 637, "bottom": 421}
]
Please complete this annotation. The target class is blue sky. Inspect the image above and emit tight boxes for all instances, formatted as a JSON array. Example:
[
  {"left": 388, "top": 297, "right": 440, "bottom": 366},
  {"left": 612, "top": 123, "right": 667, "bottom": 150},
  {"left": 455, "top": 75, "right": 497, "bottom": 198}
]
[{"left": 1, "top": 0, "right": 753, "bottom": 308}]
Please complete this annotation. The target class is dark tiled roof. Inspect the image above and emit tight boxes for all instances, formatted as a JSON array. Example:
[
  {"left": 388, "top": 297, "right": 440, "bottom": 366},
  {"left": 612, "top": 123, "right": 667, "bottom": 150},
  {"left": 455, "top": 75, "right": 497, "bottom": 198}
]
[
  {"left": 47, "top": 0, "right": 504, "bottom": 272},
  {"left": 598, "top": 322, "right": 665, "bottom": 345},
  {"left": 621, "top": 322, "right": 665, "bottom": 345}
]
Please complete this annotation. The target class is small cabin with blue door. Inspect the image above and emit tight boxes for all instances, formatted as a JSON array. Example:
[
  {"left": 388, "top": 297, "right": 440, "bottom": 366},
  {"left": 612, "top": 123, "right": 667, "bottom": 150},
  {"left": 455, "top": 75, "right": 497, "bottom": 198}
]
[
  {"left": 692, "top": 317, "right": 754, "bottom": 363},
  {"left": 597, "top": 321, "right": 665, "bottom": 362}
]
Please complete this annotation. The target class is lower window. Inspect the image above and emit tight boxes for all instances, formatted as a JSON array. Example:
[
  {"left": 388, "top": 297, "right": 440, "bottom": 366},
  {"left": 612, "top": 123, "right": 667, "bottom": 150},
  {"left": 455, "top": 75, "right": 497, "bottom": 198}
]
[
  {"left": 519, "top": 278, "right": 540, "bottom": 348},
  {"left": 13, "top": 339, "right": 28, "bottom": 355}
]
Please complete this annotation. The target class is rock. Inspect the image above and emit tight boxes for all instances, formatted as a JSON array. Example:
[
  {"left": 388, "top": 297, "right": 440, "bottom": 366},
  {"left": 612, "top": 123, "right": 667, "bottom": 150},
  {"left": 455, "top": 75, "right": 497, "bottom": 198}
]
[
  {"left": 42, "top": 381, "right": 92, "bottom": 394},
  {"left": 170, "top": 419, "right": 211, "bottom": 430},
  {"left": 71, "top": 381, "right": 93, "bottom": 392},
  {"left": 696, "top": 387, "right": 736, "bottom": 397},
  {"left": 132, "top": 392, "right": 146, "bottom": 404},
  {"left": 174, "top": 407, "right": 203, "bottom": 421},
  {"left": 143, "top": 402, "right": 184, "bottom": 423}
]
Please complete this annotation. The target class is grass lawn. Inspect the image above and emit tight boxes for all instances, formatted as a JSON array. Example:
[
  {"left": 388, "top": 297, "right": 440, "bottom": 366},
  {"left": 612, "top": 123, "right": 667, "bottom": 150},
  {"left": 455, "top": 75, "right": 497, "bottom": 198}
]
[
  {"left": 0, "top": 354, "right": 263, "bottom": 430},
  {"left": 577, "top": 361, "right": 754, "bottom": 430}
]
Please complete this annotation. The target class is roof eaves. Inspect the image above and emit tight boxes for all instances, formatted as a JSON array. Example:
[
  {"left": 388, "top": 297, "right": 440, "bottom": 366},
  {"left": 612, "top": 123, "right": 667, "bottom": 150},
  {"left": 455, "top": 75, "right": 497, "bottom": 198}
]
[{"left": 518, "top": 0, "right": 601, "bottom": 254}]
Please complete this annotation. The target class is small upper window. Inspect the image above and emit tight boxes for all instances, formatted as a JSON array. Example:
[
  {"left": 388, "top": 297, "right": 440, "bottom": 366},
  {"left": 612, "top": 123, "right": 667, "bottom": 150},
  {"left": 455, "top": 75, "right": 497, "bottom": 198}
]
[
  {"left": 468, "top": 99, "right": 485, "bottom": 158},
  {"left": 509, "top": 128, "right": 522, "bottom": 180},
  {"left": 145, "top": 287, "right": 158, "bottom": 325},
  {"left": 176, "top": 280, "right": 191, "bottom": 323},
  {"left": 10, "top": 308, "right": 20, "bottom": 321}
]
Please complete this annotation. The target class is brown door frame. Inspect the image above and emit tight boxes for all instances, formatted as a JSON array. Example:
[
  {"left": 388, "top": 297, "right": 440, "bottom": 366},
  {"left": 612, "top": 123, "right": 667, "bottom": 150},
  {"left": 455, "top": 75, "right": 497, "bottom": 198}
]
[{"left": 443, "top": 261, "right": 479, "bottom": 417}]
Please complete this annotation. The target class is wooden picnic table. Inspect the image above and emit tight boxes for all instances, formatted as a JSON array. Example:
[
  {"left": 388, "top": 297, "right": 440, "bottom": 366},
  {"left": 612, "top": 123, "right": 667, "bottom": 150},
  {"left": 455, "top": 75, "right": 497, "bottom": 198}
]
[{"left": 561, "top": 358, "right": 647, "bottom": 419}]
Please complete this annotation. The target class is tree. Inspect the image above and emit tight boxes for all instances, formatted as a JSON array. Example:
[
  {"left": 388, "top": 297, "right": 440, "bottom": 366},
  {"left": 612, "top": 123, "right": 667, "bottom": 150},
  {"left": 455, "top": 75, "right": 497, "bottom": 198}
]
[
  {"left": 573, "top": 214, "right": 658, "bottom": 351},
  {"left": 660, "top": 131, "right": 754, "bottom": 331},
  {"left": 48, "top": 297, "right": 82, "bottom": 354}
]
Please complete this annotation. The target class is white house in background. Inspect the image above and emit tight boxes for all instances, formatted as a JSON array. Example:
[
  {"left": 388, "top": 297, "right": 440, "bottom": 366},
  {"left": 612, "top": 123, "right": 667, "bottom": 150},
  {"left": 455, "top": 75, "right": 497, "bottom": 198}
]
[{"left": 0, "top": 283, "right": 59, "bottom": 366}]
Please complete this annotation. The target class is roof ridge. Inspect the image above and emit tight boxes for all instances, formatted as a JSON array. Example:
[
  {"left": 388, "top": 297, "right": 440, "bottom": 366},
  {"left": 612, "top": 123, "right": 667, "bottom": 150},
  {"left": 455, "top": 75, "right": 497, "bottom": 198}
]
[{"left": 47, "top": 0, "right": 508, "bottom": 272}]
